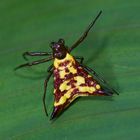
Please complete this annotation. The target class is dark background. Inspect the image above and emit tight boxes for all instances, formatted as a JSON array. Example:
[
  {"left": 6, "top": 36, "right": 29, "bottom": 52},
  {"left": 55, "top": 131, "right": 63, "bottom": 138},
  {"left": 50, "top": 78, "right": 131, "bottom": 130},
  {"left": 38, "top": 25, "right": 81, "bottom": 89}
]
[{"left": 0, "top": 0, "right": 140, "bottom": 139}]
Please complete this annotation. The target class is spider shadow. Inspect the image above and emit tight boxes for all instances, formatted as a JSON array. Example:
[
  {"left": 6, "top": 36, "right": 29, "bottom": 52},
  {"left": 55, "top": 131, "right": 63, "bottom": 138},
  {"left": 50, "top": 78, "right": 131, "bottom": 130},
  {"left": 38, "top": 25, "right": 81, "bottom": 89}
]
[
  {"left": 84, "top": 32, "right": 119, "bottom": 91},
  {"left": 14, "top": 65, "right": 52, "bottom": 80}
]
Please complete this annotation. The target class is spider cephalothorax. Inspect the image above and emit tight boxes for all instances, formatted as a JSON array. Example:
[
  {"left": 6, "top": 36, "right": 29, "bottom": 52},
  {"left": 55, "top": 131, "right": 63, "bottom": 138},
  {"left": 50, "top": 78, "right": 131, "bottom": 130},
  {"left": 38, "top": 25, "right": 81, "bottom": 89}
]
[{"left": 50, "top": 39, "right": 68, "bottom": 59}]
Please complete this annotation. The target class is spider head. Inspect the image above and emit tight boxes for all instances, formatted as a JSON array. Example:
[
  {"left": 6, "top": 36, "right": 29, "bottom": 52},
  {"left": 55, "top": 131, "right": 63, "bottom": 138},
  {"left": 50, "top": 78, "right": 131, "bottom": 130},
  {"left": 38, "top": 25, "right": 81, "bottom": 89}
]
[{"left": 50, "top": 39, "right": 68, "bottom": 59}]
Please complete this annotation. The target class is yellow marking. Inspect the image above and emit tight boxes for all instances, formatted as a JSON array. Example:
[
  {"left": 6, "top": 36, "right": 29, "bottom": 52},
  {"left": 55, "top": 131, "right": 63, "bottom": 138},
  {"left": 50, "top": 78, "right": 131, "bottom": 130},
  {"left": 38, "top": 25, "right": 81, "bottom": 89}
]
[
  {"left": 96, "top": 84, "right": 101, "bottom": 90},
  {"left": 54, "top": 60, "right": 59, "bottom": 68},
  {"left": 54, "top": 96, "right": 67, "bottom": 106},
  {"left": 59, "top": 70, "right": 67, "bottom": 79},
  {"left": 59, "top": 66, "right": 77, "bottom": 79},
  {"left": 69, "top": 94, "right": 79, "bottom": 103},
  {"left": 89, "top": 87, "right": 96, "bottom": 93},
  {"left": 54, "top": 89, "right": 74, "bottom": 106},
  {"left": 68, "top": 66, "right": 77, "bottom": 74},
  {"left": 54, "top": 53, "right": 77, "bottom": 79},
  {"left": 74, "top": 76, "right": 95, "bottom": 93},
  {"left": 55, "top": 73, "right": 98, "bottom": 106},
  {"left": 78, "top": 86, "right": 96, "bottom": 93},
  {"left": 66, "top": 62, "right": 73, "bottom": 69},
  {"left": 54, "top": 89, "right": 56, "bottom": 93},
  {"left": 59, "top": 65, "right": 77, "bottom": 79},
  {"left": 54, "top": 53, "right": 75, "bottom": 69},
  {"left": 58, "top": 62, "right": 74, "bottom": 71},
  {"left": 64, "top": 89, "right": 73, "bottom": 98},
  {"left": 69, "top": 94, "right": 87, "bottom": 104},
  {"left": 54, "top": 85, "right": 96, "bottom": 106},
  {"left": 74, "top": 76, "right": 85, "bottom": 86},
  {"left": 59, "top": 80, "right": 71, "bottom": 92},
  {"left": 88, "top": 75, "right": 92, "bottom": 78}
]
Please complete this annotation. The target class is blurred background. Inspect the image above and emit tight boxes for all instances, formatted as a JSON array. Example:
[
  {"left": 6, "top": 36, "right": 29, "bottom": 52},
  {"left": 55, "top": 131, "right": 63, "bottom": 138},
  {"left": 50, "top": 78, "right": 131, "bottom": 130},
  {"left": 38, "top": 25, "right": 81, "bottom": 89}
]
[{"left": 0, "top": 0, "right": 140, "bottom": 139}]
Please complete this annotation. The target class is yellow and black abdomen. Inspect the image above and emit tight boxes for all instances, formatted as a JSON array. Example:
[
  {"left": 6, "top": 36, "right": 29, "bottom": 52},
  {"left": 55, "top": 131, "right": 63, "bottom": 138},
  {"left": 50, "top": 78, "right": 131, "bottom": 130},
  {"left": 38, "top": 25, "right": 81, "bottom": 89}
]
[{"left": 51, "top": 53, "right": 103, "bottom": 118}]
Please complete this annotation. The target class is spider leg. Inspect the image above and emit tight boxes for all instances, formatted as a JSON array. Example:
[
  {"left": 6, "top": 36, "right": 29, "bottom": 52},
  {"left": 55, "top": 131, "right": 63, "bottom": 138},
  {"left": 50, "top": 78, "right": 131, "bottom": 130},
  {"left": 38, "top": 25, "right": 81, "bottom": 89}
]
[
  {"left": 23, "top": 51, "right": 52, "bottom": 60},
  {"left": 80, "top": 64, "right": 119, "bottom": 95},
  {"left": 69, "top": 11, "right": 102, "bottom": 52},
  {"left": 47, "top": 64, "right": 54, "bottom": 72},
  {"left": 14, "top": 56, "right": 53, "bottom": 70},
  {"left": 43, "top": 65, "right": 53, "bottom": 116}
]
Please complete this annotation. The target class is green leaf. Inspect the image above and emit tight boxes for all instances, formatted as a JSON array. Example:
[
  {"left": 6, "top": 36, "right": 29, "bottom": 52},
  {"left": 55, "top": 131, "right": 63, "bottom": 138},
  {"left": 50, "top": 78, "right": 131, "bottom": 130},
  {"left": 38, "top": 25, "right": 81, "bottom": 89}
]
[{"left": 0, "top": 0, "right": 140, "bottom": 140}]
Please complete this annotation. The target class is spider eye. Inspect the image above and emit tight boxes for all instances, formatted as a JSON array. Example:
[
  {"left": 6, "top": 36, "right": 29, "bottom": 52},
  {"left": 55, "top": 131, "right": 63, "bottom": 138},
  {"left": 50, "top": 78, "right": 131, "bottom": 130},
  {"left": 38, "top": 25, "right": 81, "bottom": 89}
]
[{"left": 58, "top": 38, "right": 65, "bottom": 45}]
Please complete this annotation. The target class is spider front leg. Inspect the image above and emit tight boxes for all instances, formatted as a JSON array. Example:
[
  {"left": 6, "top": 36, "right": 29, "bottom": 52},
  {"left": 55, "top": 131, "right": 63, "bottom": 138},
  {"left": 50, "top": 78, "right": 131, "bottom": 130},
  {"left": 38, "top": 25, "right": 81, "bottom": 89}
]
[
  {"left": 69, "top": 11, "right": 102, "bottom": 52},
  {"left": 23, "top": 52, "right": 52, "bottom": 61},
  {"left": 14, "top": 56, "right": 53, "bottom": 70},
  {"left": 80, "top": 64, "right": 119, "bottom": 95},
  {"left": 43, "top": 65, "right": 53, "bottom": 116}
]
